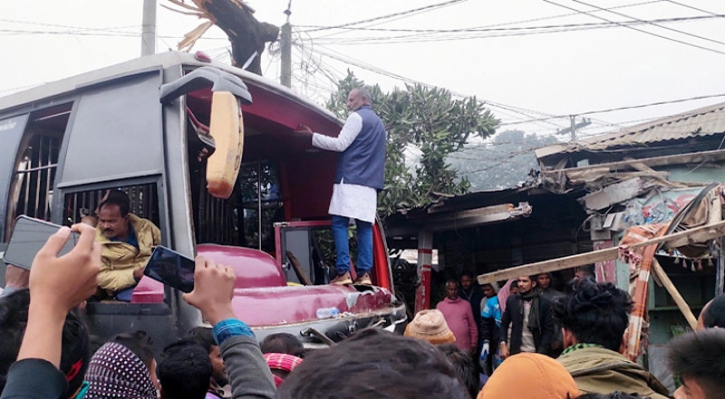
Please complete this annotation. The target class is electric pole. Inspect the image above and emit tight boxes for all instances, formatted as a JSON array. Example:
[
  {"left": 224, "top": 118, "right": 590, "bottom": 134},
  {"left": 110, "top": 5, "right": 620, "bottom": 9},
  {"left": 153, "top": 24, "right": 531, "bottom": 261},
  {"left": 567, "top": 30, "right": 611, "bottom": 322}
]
[
  {"left": 141, "top": 0, "right": 157, "bottom": 56},
  {"left": 556, "top": 116, "right": 591, "bottom": 142},
  {"left": 280, "top": 2, "right": 292, "bottom": 88}
]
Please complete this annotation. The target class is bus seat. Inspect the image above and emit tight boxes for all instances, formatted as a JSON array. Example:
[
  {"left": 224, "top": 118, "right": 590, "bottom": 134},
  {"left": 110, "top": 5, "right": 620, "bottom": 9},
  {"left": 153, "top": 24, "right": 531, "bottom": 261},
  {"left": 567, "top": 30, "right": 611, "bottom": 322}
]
[{"left": 197, "top": 244, "right": 286, "bottom": 288}]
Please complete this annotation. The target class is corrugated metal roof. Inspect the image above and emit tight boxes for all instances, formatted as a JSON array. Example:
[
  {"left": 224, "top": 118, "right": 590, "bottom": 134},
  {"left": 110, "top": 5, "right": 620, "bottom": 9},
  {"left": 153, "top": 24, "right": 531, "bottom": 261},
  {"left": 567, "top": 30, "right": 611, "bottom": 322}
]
[{"left": 536, "top": 102, "right": 725, "bottom": 158}]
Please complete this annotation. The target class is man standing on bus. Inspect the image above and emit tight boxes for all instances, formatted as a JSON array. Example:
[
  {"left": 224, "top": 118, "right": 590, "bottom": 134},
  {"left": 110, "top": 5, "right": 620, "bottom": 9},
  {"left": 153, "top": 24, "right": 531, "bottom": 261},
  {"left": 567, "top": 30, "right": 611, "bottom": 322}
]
[
  {"left": 295, "top": 87, "right": 386, "bottom": 285},
  {"left": 96, "top": 190, "right": 161, "bottom": 300}
]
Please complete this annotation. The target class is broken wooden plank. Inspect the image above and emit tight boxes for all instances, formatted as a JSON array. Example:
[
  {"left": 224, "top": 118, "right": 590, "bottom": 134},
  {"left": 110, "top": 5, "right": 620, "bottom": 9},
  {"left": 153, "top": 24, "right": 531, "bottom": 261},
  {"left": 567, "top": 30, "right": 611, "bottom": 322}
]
[
  {"left": 478, "top": 219, "right": 725, "bottom": 284},
  {"left": 650, "top": 258, "right": 697, "bottom": 330},
  {"left": 580, "top": 178, "right": 653, "bottom": 211},
  {"left": 543, "top": 149, "right": 725, "bottom": 175}
]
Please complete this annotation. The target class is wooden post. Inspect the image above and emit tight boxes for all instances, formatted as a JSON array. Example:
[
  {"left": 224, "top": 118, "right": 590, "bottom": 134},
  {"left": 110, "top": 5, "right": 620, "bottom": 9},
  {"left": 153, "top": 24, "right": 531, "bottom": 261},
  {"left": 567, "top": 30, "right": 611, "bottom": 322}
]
[
  {"left": 477, "top": 220, "right": 725, "bottom": 284},
  {"left": 415, "top": 230, "right": 433, "bottom": 314},
  {"left": 650, "top": 258, "right": 698, "bottom": 330}
]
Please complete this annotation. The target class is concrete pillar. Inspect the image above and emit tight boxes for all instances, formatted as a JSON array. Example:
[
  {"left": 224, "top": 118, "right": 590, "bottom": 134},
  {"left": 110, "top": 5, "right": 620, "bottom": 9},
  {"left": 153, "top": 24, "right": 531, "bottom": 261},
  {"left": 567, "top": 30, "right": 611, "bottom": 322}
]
[{"left": 415, "top": 230, "right": 433, "bottom": 314}]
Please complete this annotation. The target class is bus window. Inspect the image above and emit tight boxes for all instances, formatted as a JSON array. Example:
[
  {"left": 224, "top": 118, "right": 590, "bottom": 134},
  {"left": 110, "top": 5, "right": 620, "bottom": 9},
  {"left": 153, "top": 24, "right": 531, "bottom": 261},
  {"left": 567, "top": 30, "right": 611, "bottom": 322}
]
[
  {"left": 63, "top": 183, "right": 160, "bottom": 228},
  {"left": 238, "top": 161, "right": 283, "bottom": 253},
  {"left": 5, "top": 103, "right": 72, "bottom": 237},
  {"left": 185, "top": 101, "right": 283, "bottom": 253}
]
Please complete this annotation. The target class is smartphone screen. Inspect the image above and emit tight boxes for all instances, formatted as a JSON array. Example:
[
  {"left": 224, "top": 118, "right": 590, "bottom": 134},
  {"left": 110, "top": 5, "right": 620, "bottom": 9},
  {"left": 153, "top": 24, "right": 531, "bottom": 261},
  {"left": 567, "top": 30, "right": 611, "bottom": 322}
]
[
  {"left": 143, "top": 246, "right": 196, "bottom": 293},
  {"left": 2, "top": 216, "right": 80, "bottom": 271}
]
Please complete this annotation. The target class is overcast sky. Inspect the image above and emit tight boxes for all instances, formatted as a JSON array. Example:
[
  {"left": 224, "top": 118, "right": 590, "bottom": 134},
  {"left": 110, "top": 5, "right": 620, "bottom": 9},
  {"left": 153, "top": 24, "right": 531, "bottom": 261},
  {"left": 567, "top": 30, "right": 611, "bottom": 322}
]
[{"left": 2, "top": 0, "right": 725, "bottom": 139}]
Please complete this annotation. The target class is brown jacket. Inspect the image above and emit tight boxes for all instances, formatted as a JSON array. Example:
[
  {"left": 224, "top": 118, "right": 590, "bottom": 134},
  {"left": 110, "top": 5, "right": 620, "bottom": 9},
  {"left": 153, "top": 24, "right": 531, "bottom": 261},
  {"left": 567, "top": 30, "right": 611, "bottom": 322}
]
[
  {"left": 558, "top": 346, "right": 670, "bottom": 399},
  {"left": 97, "top": 214, "right": 160, "bottom": 293}
]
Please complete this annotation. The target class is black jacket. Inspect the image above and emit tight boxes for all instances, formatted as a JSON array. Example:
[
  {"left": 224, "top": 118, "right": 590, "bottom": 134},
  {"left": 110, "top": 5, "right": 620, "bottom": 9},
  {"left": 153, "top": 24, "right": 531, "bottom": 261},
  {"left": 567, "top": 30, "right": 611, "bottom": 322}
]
[
  {"left": 459, "top": 286, "right": 484, "bottom": 332},
  {"left": 500, "top": 292, "right": 554, "bottom": 356}
]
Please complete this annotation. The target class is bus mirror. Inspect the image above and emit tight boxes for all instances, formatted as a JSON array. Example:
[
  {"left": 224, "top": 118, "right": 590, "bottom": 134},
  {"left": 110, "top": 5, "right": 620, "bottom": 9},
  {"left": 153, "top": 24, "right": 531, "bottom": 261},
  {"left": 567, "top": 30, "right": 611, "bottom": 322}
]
[
  {"left": 207, "top": 91, "right": 244, "bottom": 199},
  {"left": 159, "top": 67, "right": 252, "bottom": 105}
]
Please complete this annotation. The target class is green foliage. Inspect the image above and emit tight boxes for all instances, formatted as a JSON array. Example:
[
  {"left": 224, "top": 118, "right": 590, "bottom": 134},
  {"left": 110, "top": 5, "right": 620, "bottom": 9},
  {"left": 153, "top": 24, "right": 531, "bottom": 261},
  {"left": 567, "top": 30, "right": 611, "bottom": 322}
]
[
  {"left": 448, "top": 129, "right": 560, "bottom": 190},
  {"left": 327, "top": 71, "right": 500, "bottom": 217}
]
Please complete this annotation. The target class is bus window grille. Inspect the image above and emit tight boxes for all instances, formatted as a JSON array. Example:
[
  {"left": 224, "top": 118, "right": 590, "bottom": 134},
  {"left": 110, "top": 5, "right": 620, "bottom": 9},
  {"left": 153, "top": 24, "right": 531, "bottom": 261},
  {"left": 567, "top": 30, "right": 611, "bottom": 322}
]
[{"left": 14, "top": 135, "right": 60, "bottom": 222}]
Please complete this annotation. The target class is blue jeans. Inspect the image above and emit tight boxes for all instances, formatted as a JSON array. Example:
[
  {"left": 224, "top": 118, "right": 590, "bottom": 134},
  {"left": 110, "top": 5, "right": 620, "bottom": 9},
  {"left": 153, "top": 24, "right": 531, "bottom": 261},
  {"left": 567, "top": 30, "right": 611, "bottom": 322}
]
[{"left": 331, "top": 215, "right": 373, "bottom": 275}]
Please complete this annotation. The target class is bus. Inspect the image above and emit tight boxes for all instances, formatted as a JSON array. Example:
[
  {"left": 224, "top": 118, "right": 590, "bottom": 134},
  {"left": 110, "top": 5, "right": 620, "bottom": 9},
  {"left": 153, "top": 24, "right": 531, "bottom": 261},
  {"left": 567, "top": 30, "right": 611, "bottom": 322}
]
[{"left": 0, "top": 51, "right": 405, "bottom": 349}]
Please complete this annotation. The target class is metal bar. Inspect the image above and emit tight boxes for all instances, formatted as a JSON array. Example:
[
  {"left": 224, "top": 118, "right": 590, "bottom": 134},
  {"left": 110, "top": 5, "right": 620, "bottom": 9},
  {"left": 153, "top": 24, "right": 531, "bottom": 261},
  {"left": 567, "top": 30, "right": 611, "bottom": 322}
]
[
  {"left": 44, "top": 138, "right": 53, "bottom": 220},
  {"left": 258, "top": 160, "right": 262, "bottom": 250},
  {"left": 718, "top": 237, "right": 724, "bottom": 297},
  {"left": 33, "top": 137, "right": 43, "bottom": 217},
  {"left": 14, "top": 164, "right": 58, "bottom": 173}
]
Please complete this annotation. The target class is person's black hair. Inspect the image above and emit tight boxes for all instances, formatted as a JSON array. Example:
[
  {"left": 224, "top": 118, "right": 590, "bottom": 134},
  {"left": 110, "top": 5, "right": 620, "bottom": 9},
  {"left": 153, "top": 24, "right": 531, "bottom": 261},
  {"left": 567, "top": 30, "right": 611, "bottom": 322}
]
[
  {"left": 279, "top": 328, "right": 467, "bottom": 399},
  {"left": 461, "top": 270, "right": 475, "bottom": 279},
  {"left": 157, "top": 340, "right": 212, "bottom": 399},
  {"left": 553, "top": 278, "right": 632, "bottom": 351},
  {"left": 437, "top": 343, "right": 479, "bottom": 399},
  {"left": 184, "top": 326, "right": 216, "bottom": 354},
  {"left": 260, "top": 333, "right": 304, "bottom": 357},
  {"left": 99, "top": 190, "right": 130, "bottom": 217},
  {"left": 577, "top": 393, "right": 641, "bottom": 399},
  {"left": 668, "top": 329, "right": 725, "bottom": 399},
  {"left": 109, "top": 330, "right": 155, "bottom": 370},
  {"left": 702, "top": 294, "right": 725, "bottom": 328},
  {"left": 0, "top": 289, "right": 90, "bottom": 398}
]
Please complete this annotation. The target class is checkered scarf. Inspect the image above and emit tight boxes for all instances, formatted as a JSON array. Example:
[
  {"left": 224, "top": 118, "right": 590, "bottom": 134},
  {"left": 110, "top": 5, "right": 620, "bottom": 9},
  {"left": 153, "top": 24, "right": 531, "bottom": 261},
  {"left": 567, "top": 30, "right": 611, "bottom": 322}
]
[
  {"left": 264, "top": 353, "right": 303, "bottom": 387},
  {"left": 84, "top": 342, "right": 157, "bottom": 399}
]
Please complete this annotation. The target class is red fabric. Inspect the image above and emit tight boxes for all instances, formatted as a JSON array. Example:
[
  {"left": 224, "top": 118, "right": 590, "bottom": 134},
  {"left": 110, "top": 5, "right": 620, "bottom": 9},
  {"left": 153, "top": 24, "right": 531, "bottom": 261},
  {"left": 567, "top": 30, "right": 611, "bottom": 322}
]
[
  {"left": 436, "top": 297, "right": 478, "bottom": 350},
  {"left": 264, "top": 353, "right": 303, "bottom": 371}
]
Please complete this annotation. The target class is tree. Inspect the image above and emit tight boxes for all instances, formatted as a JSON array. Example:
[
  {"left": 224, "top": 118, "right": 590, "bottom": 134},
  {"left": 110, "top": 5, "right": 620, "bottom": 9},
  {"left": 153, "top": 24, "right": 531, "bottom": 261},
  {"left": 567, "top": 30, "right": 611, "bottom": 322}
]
[
  {"left": 327, "top": 72, "right": 500, "bottom": 217},
  {"left": 448, "top": 130, "right": 560, "bottom": 191}
]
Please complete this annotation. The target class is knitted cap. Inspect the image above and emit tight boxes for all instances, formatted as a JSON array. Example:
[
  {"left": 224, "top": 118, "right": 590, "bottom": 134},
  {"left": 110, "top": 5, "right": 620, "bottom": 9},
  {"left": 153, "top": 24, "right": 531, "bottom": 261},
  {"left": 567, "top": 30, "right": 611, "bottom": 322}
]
[
  {"left": 478, "top": 353, "right": 580, "bottom": 399},
  {"left": 264, "top": 353, "right": 304, "bottom": 387},
  {"left": 404, "top": 309, "right": 456, "bottom": 345},
  {"left": 85, "top": 342, "right": 157, "bottom": 399}
]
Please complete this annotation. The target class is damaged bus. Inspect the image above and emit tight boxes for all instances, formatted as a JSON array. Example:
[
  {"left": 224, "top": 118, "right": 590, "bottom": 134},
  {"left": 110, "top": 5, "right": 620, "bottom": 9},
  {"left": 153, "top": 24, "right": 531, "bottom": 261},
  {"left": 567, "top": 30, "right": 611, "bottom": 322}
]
[{"left": 0, "top": 51, "right": 405, "bottom": 349}]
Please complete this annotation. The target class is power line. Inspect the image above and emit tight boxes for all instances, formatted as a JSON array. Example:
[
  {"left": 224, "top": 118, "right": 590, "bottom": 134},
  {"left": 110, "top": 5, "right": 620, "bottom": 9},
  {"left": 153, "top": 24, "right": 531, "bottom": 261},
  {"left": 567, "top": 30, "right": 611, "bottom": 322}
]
[
  {"left": 300, "top": 0, "right": 469, "bottom": 34},
  {"left": 498, "top": 92, "right": 725, "bottom": 126},
  {"left": 663, "top": 0, "right": 722, "bottom": 16},
  {"left": 301, "top": 13, "right": 715, "bottom": 34},
  {"left": 542, "top": 0, "right": 725, "bottom": 56},
  {"left": 300, "top": 14, "right": 724, "bottom": 45},
  {"left": 570, "top": 0, "right": 725, "bottom": 47}
]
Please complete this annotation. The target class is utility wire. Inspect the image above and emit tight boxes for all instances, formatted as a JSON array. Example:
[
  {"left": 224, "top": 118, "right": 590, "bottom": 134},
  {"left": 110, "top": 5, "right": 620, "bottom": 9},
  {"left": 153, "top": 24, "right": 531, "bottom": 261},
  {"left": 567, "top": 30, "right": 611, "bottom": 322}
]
[
  {"left": 570, "top": 0, "right": 725, "bottom": 47},
  {"left": 301, "top": 12, "right": 713, "bottom": 34},
  {"left": 301, "top": 0, "right": 469, "bottom": 33},
  {"left": 498, "top": 93, "right": 725, "bottom": 126},
  {"left": 542, "top": 0, "right": 725, "bottom": 56},
  {"left": 663, "top": 0, "right": 722, "bottom": 16},
  {"left": 301, "top": 15, "right": 724, "bottom": 45}
]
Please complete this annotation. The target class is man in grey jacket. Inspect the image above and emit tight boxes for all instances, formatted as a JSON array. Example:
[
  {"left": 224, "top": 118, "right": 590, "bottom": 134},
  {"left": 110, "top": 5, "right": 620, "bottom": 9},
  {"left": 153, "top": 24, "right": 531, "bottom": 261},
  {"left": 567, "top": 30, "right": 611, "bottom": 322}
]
[{"left": 182, "top": 257, "right": 277, "bottom": 399}]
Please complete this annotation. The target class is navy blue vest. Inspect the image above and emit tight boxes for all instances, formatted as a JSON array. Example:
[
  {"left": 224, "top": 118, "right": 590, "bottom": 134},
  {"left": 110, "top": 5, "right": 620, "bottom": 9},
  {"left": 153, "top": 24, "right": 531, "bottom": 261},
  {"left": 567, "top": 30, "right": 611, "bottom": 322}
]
[{"left": 335, "top": 105, "right": 386, "bottom": 190}]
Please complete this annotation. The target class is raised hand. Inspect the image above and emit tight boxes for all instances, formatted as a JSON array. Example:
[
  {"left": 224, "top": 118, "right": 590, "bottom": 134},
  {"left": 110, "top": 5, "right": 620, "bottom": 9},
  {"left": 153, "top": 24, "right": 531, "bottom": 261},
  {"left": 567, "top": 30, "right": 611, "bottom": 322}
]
[{"left": 182, "top": 256, "right": 236, "bottom": 325}]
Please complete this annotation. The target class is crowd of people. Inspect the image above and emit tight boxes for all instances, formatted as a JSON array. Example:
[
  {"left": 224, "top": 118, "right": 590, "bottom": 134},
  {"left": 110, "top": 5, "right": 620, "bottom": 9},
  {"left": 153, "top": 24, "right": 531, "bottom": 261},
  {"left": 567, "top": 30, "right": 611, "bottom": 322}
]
[{"left": 1, "top": 223, "right": 725, "bottom": 399}]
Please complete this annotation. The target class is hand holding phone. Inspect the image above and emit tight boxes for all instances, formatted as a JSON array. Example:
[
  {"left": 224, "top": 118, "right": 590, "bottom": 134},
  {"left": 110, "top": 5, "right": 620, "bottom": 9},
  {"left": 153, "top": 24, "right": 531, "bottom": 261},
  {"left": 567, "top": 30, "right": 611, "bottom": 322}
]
[
  {"left": 143, "top": 246, "right": 196, "bottom": 293},
  {"left": 3, "top": 216, "right": 81, "bottom": 271},
  {"left": 182, "top": 256, "right": 236, "bottom": 325}
]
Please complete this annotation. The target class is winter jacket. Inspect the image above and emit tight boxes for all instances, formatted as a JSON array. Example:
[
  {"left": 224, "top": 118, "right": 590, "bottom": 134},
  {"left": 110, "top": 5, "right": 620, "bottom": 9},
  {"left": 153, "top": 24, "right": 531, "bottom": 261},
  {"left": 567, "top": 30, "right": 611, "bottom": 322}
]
[
  {"left": 436, "top": 297, "right": 479, "bottom": 350},
  {"left": 220, "top": 335, "right": 276, "bottom": 399},
  {"left": 557, "top": 346, "right": 670, "bottom": 399},
  {"left": 499, "top": 293, "right": 554, "bottom": 355},
  {"left": 0, "top": 359, "right": 68, "bottom": 399},
  {"left": 480, "top": 296, "right": 501, "bottom": 344},
  {"left": 97, "top": 214, "right": 160, "bottom": 293}
]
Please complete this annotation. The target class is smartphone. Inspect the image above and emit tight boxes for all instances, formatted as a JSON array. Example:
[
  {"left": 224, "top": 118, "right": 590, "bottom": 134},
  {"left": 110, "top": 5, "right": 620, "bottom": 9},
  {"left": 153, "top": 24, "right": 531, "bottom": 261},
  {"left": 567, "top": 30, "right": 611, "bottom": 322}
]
[
  {"left": 3, "top": 216, "right": 80, "bottom": 271},
  {"left": 143, "top": 246, "right": 196, "bottom": 293}
]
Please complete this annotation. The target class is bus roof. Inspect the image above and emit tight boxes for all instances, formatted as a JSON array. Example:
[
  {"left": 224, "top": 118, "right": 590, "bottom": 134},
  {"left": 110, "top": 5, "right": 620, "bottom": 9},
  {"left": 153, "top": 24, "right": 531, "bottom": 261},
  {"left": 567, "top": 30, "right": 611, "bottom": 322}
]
[{"left": 0, "top": 51, "right": 342, "bottom": 127}]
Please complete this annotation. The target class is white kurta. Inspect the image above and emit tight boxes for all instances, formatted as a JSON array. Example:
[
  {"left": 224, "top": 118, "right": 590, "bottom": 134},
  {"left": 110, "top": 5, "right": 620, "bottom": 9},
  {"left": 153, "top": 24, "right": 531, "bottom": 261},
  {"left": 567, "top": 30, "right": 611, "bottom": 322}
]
[{"left": 312, "top": 112, "right": 377, "bottom": 223}]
